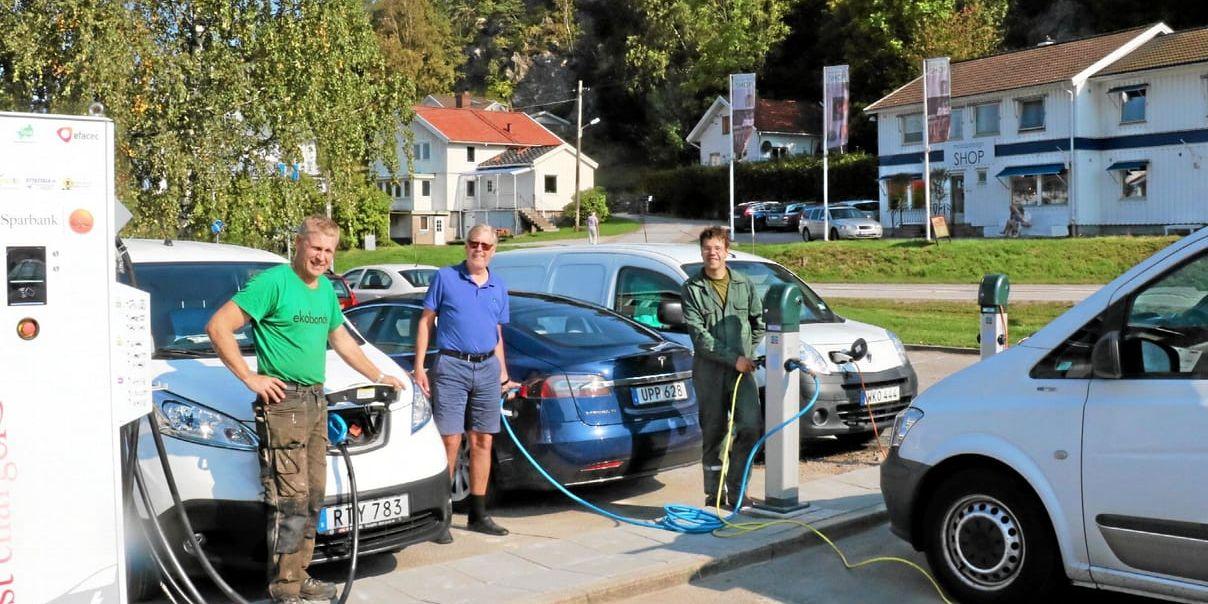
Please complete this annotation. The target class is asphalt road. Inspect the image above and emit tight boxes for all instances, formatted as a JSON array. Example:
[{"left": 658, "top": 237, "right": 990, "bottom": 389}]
[{"left": 628, "top": 523, "right": 1162, "bottom": 604}]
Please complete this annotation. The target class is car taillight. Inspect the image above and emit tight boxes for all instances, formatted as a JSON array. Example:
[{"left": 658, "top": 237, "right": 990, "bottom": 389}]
[
  {"left": 744, "top": 208, "right": 753, "bottom": 216},
  {"left": 520, "top": 374, "right": 612, "bottom": 399}
]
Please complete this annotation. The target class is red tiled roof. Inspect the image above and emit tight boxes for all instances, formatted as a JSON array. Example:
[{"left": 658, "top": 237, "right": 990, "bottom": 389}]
[
  {"left": 414, "top": 106, "right": 564, "bottom": 146},
  {"left": 1098, "top": 27, "right": 1208, "bottom": 76},
  {"left": 754, "top": 98, "right": 820, "bottom": 135},
  {"left": 866, "top": 25, "right": 1154, "bottom": 112}
]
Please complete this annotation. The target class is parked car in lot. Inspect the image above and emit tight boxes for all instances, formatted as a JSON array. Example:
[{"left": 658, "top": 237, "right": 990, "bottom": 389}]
[
  {"left": 345, "top": 292, "right": 701, "bottom": 502},
  {"left": 836, "top": 199, "right": 881, "bottom": 221},
  {"left": 881, "top": 228, "right": 1208, "bottom": 603},
  {"left": 325, "top": 268, "right": 357, "bottom": 310},
  {"left": 123, "top": 239, "right": 449, "bottom": 597},
  {"left": 491, "top": 244, "right": 917, "bottom": 443},
  {"left": 766, "top": 202, "right": 812, "bottom": 231},
  {"left": 343, "top": 263, "right": 438, "bottom": 302},
  {"left": 732, "top": 201, "right": 781, "bottom": 231},
  {"left": 799, "top": 205, "right": 883, "bottom": 241}
]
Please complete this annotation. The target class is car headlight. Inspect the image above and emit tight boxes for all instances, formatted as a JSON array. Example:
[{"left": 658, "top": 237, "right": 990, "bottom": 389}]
[
  {"left": 887, "top": 330, "right": 909, "bottom": 365},
  {"left": 411, "top": 383, "right": 432, "bottom": 433},
  {"left": 890, "top": 407, "right": 923, "bottom": 448},
  {"left": 797, "top": 341, "right": 831, "bottom": 375},
  {"left": 155, "top": 394, "right": 259, "bottom": 451}
]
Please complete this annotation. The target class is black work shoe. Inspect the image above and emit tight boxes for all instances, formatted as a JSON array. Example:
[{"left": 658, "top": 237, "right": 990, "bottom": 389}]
[
  {"left": 467, "top": 515, "right": 509, "bottom": 536},
  {"left": 705, "top": 495, "right": 725, "bottom": 509},
  {"left": 299, "top": 577, "right": 337, "bottom": 600},
  {"left": 433, "top": 526, "right": 454, "bottom": 544}
]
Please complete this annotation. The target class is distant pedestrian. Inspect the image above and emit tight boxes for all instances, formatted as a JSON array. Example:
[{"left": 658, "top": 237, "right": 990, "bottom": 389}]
[
  {"left": 587, "top": 211, "right": 600, "bottom": 245},
  {"left": 414, "top": 224, "right": 519, "bottom": 542}
]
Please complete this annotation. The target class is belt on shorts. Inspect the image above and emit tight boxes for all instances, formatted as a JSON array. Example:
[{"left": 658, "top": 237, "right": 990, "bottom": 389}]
[
  {"left": 280, "top": 381, "right": 323, "bottom": 392},
  {"left": 440, "top": 349, "right": 493, "bottom": 363}
]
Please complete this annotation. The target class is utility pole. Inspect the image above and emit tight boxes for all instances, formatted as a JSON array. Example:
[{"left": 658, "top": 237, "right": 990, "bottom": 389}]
[{"left": 574, "top": 79, "right": 583, "bottom": 231}]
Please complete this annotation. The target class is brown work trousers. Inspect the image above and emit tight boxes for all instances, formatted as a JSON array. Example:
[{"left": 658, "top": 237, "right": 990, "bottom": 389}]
[{"left": 253, "top": 384, "right": 327, "bottom": 599}]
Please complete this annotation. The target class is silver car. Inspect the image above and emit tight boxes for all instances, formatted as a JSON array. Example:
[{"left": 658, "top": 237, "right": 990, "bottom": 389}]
[{"left": 798, "top": 206, "right": 883, "bottom": 241}]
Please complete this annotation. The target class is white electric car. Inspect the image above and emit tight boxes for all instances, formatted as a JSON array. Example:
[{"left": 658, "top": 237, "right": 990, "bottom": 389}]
[
  {"left": 882, "top": 227, "right": 1208, "bottom": 602},
  {"left": 123, "top": 239, "right": 449, "bottom": 597},
  {"left": 492, "top": 244, "right": 917, "bottom": 443},
  {"left": 342, "top": 263, "right": 438, "bottom": 302}
]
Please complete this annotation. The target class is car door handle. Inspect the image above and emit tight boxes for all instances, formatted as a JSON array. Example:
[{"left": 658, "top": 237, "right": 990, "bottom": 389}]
[{"left": 1036, "top": 386, "right": 1057, "bottom": 392}]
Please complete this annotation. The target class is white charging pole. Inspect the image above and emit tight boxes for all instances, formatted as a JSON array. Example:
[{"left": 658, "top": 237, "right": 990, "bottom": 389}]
[{"left": 751, "top": 284, "right": 810, "bottom": 516}]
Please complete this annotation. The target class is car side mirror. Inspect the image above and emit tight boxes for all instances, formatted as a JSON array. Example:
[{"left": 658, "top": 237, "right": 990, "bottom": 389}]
[
  {"left": 657, "top": 300, "right": 684, "bottom": 327},
  {"left": 1091, "top": 330, "right": 1122, "bottom": 379}
]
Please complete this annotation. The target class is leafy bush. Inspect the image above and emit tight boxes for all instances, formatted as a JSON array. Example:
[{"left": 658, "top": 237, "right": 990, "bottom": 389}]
[
  {"left": 638, "top": 152, "right": 877, "bottom": 218},
  {"left": 562, "top": 186, "right": 610, "bottom": 224}
]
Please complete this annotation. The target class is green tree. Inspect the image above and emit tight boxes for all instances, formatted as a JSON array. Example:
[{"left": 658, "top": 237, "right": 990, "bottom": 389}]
[
  {"left": 371, "top": 0, "right": 463, "bottom": 97},
  {"left": 912, "top": 0, "right": 1008, "bottom": 63}
]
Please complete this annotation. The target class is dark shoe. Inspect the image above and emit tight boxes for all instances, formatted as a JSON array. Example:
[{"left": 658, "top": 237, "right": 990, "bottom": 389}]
[
  {"left": 705, "top": 494, "right": 725, "bottom": 509},
  {"left": 299, "top": 577, "right": 337, "bottom": 600},
  {"left": 467, "top": 515, "right": 509, "bottom": 536},
  {"left": 433, "top": 526, "right": 454, "bottom": 544}
]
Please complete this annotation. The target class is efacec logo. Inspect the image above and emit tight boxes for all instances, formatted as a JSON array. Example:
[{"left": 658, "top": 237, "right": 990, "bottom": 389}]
[{"left": 55, "top": 126, "right": 100, "bottom": 143}]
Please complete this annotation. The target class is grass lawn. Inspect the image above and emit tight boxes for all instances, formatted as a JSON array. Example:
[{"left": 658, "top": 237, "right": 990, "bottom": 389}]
[
  {"left": 334, "top": 217, "right": 639, "bottom": 272},
  {"left": 755, "top": 236, "right": 1177, "bottom": 284},
  {"left": 827, "top": 298, "right": 1075, "bottom": 349}
]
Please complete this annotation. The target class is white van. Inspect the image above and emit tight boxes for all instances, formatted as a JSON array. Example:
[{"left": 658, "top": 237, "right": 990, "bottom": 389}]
[
  {"left": 492, "top": 244, "right": 917, "bottom": 442},
  {"left": 122, "top": 239, "right": 450, "bottom": 596},
  {"left": 882, "top": 228, "right": 1208, "bottom": 602}
]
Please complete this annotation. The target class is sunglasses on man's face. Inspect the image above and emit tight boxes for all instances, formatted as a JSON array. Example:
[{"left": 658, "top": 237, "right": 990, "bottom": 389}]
[{"left": 467, "top": 240, "right": 495, "bottom": 251}]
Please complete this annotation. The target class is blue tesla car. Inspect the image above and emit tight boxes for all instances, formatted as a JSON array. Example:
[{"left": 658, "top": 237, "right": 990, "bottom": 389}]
[{"left": 344, "top": 292, "right": 701, "bottom": 502}]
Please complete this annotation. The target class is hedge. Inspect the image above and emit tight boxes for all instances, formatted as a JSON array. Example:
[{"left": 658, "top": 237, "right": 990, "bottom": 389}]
[{"left": 638, "top": 152, "right": 877, "bottom": 219}]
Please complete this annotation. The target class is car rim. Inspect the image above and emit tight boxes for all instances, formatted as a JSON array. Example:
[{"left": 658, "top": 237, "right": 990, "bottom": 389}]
[
  {"left": 451, "top": 439, "right": 471, "bottom": 502},
  {"left": 941, "top": 494, "right": 1025, "bottom": 591}
]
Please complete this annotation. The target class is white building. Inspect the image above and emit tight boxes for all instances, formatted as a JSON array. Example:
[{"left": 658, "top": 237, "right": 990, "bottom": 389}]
[
  {"left": 686, "top": 97, "right": 821, "bottom": 166},
  {"left": 374, "top": 105, "right": 596, "bottom": 244},
  {"left": 866, "top": 22, "right": 1208, "bottom": 237}
]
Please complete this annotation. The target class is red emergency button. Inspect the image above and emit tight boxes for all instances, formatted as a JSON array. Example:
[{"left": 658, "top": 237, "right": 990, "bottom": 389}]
[{"left": 17, "top": 318, "right": 39, "bottom": 341}]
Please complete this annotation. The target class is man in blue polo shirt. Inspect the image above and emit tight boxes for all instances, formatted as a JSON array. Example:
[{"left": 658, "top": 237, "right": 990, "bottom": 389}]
[{"left": 414, "top": 224, "right": 518, "bottom": 540}]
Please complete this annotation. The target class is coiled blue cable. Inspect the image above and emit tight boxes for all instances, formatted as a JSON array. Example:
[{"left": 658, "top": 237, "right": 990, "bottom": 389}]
[{"left": 499, "top": 374, "right": 821, "bottom": 534}]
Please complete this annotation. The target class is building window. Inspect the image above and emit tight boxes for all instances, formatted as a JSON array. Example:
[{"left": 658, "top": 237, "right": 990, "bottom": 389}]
[
  {"left": 544, "top": 175, "right": 557, "bottom": 193},
  {"left": 413, "top": 142, "right": 430, "bottom": 160},
  {"left": 421, "top": 180, "right": 430, "bottom": 196},
  {"left": 977, "top": 168, "right": 987, "bottom": 185},
  {"left": 466, "top": 180, "right": 475, "bottom": 197},
  {"left": 486, "top": 179, "right": 494, "bottom": 193},
  {"left": 1123, "top": 166, "right": 1148, "bottom": 199},
  {"left": 392, "top": 183, "right": 401, "bottom": 198},
  {"left": 1121, "top": 87, "right": 1147, "bottom": 123},
  {"left": 403, "top": 180, "right": 411, "bottom": 197},
  {"left": 466, "top": 146, "right": 475, "bottom": 162},
  {"left": 949, "top": 107, "right": 963, "bottom": 140},
  {"left": 1017, "top": 98, "right": 1045, "bottom": 131},
  {"left": 901, "top": 113, "right": 923, "bottom": 144},
  {"left": 721, "top": 115, "right": 731, "bottom": 135},
  {"left": 419, "top": 216, "right": 430, "bottom": 231},
  {"left": 1010, "top": 172, "right": 1068, "bottom": 206},
  {"left": 975, "top": 102, "right": 1000, "bottom": 136},
  {"left": 708, "top": 152, "right": 721, "bottom": 166}
]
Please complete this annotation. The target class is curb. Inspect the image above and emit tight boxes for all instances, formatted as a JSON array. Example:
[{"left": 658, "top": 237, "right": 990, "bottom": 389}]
[
  {"left": 538, "top": 503, "right": 889, "bottom": 603},
  {"left": 905, "top": 344, "right": 979, "bottom": 355}
]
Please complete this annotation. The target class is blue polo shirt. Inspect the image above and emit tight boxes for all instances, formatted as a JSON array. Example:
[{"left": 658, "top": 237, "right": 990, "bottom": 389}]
[{"left": 423, "top": 262, "right": 509, "bottom": 354}]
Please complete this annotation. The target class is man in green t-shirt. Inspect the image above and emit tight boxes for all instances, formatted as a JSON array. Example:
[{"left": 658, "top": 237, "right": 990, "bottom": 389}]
[{"left": 206, "top": 216, "right": 405, "bottom": 604}]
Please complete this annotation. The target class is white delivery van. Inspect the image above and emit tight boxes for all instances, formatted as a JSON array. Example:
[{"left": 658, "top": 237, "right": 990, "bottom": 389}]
[
  {"left": 881, "top": 228, "right": 1208, "bottom": 602},
  {"left": 492, "top": 244, "right": 917, "bottom": 442}
]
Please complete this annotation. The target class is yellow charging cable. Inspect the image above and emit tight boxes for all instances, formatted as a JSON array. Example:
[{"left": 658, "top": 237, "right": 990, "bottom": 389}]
[{"left": 712, "top": 373, "right": 953, "bottom": 604}]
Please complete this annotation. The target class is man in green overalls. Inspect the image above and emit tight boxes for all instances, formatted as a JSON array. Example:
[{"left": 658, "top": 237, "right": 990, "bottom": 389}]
[{"left": 681, "top": 226, "right": 765, "bottom": 509}]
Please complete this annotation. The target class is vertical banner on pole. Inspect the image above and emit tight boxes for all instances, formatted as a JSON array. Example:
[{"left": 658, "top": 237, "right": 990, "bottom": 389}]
[
  {"left": 822, "top": 65, "right": 848, "bottom": 241},
  {"left": 925, "top": 57, "right": 951, "bottom": 144},
  {"left": 729, "top": 73, "right": 756, "bottom": 238},
  {"left": 823, "top": 65, "right": 849, "bottom": 151}
]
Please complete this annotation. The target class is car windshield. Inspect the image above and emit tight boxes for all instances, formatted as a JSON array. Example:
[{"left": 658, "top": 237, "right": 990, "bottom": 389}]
[
  {"left": 681, "top": 261, "right": 837, "bottom": 323},
  {"left": 510, "top": 295, "right": 661, "bottom": 348},
  {"left": 400, "top": 268, "right": 437, "bottom": 287},
  {"left": 135, "top": 261, "right": 360, "bottom": 357},
  {"left": 830, "top": 207, "right": 862, "bottom": 219}
]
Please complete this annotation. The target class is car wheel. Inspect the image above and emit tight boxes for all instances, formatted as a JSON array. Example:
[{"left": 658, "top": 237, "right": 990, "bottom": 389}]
[
  {"left": 830, "top": 228, "right": 839, "bottom": 241},
  {"left": 801, "top": 228, "right": 811, "bottom": 242},
  {"left": 923, "top": 469, "right": 1065, "bottom": 603}
]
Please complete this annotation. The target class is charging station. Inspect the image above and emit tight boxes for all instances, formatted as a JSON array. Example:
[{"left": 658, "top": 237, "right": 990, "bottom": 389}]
[
  {"left": 0, "top": 111, "right": 151, "bottom": 601},
  {"left": 750, "top": 283, "right": 810, "bottom": 516},
  {"left": 979, "top": 273, "right": 1010, "bottom": 358}
]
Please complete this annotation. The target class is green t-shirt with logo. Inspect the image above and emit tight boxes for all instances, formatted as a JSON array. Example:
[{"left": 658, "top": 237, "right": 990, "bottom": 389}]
[{"left": 232, "top": 264, "right": 345, "bottom": 385}]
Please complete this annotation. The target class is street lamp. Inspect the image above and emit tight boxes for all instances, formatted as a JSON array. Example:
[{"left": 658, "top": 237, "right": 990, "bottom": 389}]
[{"left": 574, "top": 116, "right": 601, "bottom": 230}]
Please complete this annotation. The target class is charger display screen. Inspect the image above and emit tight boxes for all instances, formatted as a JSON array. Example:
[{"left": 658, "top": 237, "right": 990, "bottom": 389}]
[{"left": 6, "top": 246, "right": 46, "bottom": 306}]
